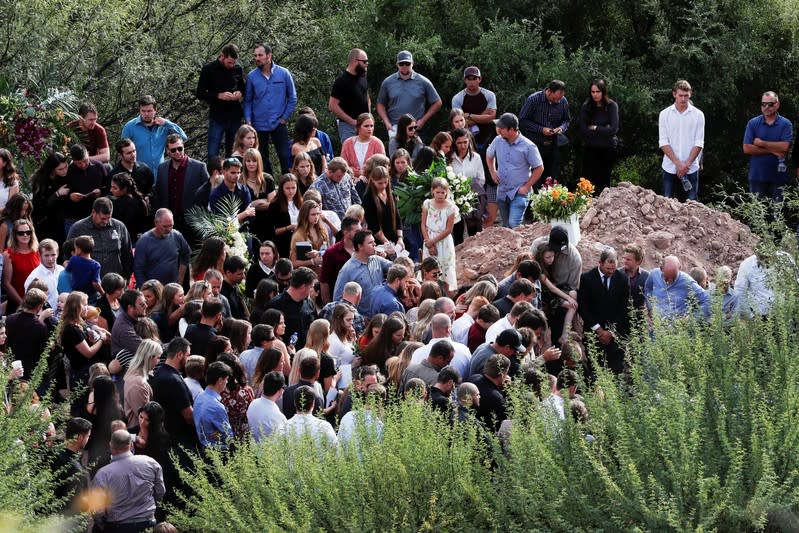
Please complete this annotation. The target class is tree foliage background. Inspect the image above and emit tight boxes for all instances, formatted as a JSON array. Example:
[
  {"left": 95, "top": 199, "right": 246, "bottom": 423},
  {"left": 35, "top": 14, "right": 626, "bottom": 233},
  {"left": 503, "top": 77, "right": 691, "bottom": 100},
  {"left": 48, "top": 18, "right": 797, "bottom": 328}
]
[{"left": 2, "top": 0, "right": 799, "bottom": 198}]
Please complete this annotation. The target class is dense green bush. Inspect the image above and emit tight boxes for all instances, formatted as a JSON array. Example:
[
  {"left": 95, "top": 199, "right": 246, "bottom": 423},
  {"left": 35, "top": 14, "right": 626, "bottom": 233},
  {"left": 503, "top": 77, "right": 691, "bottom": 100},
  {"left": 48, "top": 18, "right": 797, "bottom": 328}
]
[
  {"left": 2, "top": 0, "right": 798, "bottom": 200},
  {"left": 170, "top": 282, "right": 799, "bottom": 532}
]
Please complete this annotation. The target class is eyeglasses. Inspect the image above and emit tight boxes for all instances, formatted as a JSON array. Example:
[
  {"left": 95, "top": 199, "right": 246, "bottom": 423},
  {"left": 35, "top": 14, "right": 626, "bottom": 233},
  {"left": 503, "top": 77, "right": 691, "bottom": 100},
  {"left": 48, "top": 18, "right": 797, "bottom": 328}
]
[
  {"left": 407, "top": 125, "right": 417, "bottom": 131},
  {"left": 398, "top": 62, "right": 411, "bottom": 67},
  {"left": 357, "top": 59, "right": 369, "bottom": 64},
  {"left": 169, "top": 146, "right": 184, "bottom": 153},
  {"left": 761, "top": 101, "right": 777, "bottom": 107},
  {"left": 16, "top": 230, "right": 32, "bottom": 236}
]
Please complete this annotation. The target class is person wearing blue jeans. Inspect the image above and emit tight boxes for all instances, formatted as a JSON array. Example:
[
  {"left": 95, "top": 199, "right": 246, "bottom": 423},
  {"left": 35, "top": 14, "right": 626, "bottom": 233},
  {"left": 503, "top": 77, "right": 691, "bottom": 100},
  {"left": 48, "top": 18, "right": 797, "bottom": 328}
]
[
  {"left": 662, "top": 170, "right": 699, "bottom": 201},
  {"left": 196, "top": 44, "right": 246, "bottom": 159},
  {"left": 486, "top": 113, "right": 543, "bottom": 229},
  {"left": 243, "top": 44, "right": 297, "bottom": 176},
  {"left": 658, "top": 79, "right": 704, "bottom": 202}
]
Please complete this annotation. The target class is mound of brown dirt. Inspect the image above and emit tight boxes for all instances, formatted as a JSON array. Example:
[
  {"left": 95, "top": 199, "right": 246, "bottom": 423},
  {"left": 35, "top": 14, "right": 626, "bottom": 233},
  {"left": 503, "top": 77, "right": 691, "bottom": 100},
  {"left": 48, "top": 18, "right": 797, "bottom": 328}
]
[{"left": 456, "top": 181, "right": 757, "bottom": 285}]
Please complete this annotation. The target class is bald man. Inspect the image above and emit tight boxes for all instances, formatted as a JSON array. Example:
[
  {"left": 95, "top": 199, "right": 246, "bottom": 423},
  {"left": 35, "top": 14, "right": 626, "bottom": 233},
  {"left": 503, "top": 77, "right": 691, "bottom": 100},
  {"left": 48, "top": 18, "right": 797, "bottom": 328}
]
[{"left": 644, "top": 255, "right": 710, "bottom": 319}]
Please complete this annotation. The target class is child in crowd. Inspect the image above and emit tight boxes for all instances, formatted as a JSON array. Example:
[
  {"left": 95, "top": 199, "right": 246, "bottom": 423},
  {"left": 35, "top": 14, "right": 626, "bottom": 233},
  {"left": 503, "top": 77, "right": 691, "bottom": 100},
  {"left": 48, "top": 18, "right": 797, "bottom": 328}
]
[
  {"left": 537, "top": 248, "right": 579, "bottom": 346},
  {"left": 66, "top": 236, "right": 102, "bottom": 304},
  {"left": 184, "top": 355, "right": 206, "bottom": 401},
  {"left": 421, "top": 177, "right": 458, "bottom": 290},
  {"left": 389, "top": 148, "right": 412, "bottom": 189}
]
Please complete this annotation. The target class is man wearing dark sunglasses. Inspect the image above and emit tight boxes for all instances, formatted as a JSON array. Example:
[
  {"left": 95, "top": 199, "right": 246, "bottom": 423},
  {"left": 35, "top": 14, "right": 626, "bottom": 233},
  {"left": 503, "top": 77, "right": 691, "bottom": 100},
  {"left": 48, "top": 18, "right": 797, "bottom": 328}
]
[
  {"left": 153, "top": 134, "right": 209, "bottom": 235},
  {"left": 743, "top": 91, "right": 793, "bottom": 202},
  {"left": 377, "top": 50, "right": 442, "bottom": 141}
]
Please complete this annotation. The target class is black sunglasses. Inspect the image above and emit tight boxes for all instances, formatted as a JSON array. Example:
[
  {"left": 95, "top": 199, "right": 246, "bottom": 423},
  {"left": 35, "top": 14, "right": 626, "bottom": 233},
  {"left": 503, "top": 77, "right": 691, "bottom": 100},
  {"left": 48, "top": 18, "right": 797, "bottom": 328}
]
[
  {"left": 16, "top": 230, "right": 32, "bottom": 236},
  {"left": 169, "top": 146, "right": 184, "bottom": 153},
  {"left": 761, "top": 101, "right": 777, "bottom": 108},
  {"left": 398, "top": 61, "right": 411, "bottom": 66}
]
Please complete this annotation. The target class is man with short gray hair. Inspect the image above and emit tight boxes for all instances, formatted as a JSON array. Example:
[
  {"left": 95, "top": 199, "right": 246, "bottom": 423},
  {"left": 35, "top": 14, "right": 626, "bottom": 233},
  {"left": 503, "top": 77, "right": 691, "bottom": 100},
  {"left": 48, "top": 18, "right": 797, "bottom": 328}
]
[
  {"left": 92, "top": 429, "right": 164, "bottom": 532},
  {"left": 319, "top": 281, "right": 366, "bottom": 335},
  {"left": 134, "top": 208, "right": 191, "bottom": 287},
  {"left": 411, "top": 313, "right": 472, "bottom": 378}
]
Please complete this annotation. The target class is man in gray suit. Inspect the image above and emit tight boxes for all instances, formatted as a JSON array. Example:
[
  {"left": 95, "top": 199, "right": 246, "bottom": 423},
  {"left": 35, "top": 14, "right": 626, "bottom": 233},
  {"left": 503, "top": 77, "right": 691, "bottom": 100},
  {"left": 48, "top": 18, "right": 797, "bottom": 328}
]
[{"left": 153, "top": 134, "right": 209, "bottom": 235}]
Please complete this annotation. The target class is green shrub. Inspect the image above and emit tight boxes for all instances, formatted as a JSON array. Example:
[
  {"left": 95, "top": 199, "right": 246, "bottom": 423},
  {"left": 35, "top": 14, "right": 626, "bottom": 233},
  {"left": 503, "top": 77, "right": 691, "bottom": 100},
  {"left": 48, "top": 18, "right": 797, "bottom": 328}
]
[{"left": 170, "top": 272, "right": 799, "bottom": 532}]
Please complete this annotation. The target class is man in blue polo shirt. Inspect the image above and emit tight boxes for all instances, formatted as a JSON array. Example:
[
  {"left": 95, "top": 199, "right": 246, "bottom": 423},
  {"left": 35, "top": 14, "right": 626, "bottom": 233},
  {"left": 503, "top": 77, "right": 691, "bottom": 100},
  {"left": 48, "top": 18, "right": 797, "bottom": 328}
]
[
  {"left": 743, "top": 91, "right": 793, "bottom": 202},
  {"left": 486, "top": 113, "right": 544, "bottom": 229},
  {"left": 376, "top": 50, "right": 442, "bottom": 141},
  {"left": 244, "top": 44, "right": 297, "bottom": 176}
]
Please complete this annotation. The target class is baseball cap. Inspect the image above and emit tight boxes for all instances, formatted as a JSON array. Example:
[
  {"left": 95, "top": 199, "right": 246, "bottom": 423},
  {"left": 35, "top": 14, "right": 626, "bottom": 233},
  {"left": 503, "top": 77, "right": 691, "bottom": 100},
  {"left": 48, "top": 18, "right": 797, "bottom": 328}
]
[
  {"left": 493, "top": 112, "right": 519, "bottom": 130},
  {"left": 464, "top": 66, "right": 481, "bottom": 78},
  {"left": 496, "top": 329, "right": 525, "bottom": 352},
  {"left": 396, "top": 51, "right": 413, "bottom": 63},
  {"left": 547, "top": 226, "right": 569, "bottom": 252}
]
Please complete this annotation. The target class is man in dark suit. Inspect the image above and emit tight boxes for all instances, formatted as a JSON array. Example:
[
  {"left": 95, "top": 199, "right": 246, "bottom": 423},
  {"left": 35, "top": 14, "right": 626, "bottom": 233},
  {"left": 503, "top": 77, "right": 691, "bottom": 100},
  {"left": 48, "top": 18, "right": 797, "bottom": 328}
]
[
  {"left": 153, "top": 134, "right": 209, "bottom": 235},
  {"left": 620, "top": 243, "right": 649, "bottom": 314},
  {"left": 577, "top": 247, "right": 630, "bottom": 376}
]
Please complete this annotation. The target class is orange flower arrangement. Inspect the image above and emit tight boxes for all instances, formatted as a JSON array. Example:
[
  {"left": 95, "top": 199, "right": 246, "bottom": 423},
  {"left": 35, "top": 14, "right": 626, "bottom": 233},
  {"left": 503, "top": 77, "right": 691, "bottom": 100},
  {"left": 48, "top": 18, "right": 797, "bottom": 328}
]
[{"left": 528, "top": 177, "right": 595, "bottom": 220}]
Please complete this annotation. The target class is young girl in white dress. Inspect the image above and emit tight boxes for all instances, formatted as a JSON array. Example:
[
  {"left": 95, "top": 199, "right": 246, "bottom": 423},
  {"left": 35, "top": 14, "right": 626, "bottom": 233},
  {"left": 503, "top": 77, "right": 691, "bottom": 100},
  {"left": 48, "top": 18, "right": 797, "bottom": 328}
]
[{"left": 421, "top": 177, "right": 458, "bottom": 290}]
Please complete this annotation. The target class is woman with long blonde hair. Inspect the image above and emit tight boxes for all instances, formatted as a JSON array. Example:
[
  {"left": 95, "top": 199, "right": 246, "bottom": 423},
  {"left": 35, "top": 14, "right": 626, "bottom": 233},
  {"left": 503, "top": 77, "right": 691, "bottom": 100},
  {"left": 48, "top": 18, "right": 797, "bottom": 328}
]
[
  {"left": 304, "top": 319, "right": 337, "bottom": 397},
  {"left": 123, "top": 339, "right": 162, "bottom": 428}
]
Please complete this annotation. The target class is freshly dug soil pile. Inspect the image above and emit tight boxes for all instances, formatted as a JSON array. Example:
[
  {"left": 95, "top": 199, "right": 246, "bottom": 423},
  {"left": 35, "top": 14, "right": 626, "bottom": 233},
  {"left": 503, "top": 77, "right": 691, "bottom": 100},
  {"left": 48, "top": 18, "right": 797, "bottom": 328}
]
[{"left": 456, "top": 182, "right": 757, "bottom": 285}]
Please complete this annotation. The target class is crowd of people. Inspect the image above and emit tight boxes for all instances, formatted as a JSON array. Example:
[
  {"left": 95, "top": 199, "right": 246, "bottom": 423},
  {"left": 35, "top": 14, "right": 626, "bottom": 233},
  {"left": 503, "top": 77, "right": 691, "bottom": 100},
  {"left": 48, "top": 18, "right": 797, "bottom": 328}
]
[{"left": 0, "top": 43, "right": 794, "bottom": 533}]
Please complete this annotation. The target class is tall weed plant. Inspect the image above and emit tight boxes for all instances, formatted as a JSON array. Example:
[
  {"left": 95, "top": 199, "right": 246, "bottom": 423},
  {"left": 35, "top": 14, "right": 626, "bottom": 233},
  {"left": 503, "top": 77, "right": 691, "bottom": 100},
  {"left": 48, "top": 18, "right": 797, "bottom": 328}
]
[{"left": 170, "top": 282, "right": 799, "bottom": 531}]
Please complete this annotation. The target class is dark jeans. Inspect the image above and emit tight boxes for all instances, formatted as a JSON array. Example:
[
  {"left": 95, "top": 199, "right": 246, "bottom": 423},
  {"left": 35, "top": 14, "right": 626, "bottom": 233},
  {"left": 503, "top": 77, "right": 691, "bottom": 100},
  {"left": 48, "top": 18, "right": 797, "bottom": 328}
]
[
  {"left": 98, "top": 518, "right": 156, "bottom": 533},
  {"left": 403, "top": 223, "right": 424, "bottom": 262},
  {"left": 749, "top": 180, "right": 784, "bottom": 203},
  {"left": 663, "top": 170, "right": 698, "bottom": 201},
  {"left": 207, "top": 117, "right": 241, "bottom": 159},
  {"left": 537, "top": 141, "right": 560, "bottom": 183},
  {"left": 257, "top": 124, "right": 291, "bottom": 176}
]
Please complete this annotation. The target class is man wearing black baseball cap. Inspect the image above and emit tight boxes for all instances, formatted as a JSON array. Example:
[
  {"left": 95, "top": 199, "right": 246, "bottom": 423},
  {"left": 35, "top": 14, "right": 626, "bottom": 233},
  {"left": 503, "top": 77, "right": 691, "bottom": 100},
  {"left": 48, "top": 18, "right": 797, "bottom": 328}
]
[{"left": 468, "top": 328, "right": 525, "bottom": 377}]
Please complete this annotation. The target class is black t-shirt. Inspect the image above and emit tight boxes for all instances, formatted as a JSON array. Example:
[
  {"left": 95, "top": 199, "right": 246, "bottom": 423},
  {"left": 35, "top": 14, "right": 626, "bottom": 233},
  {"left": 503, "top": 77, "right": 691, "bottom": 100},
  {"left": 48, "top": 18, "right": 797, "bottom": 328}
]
[
  {"left": 52, "top": 448, "right": 88, "bottom": 513},
  {"left": 62, "top": 323, "right": 95, "bottom": 382},
  {"left": 150, "top": 364, "right": 198, "bottom": 449},
  {"left": 266, "top": 291, "right": 318, "bottom": 350},
  {"left": 330, "top": 70, "right": 369, "bottom": 120},
  {"left": 5, "top": 310, "right": 49, "bottom": 380},
  {"left": 184, "top": 323, "right": 217, "bottom": 357},
  {"left": 320, "top": 353, "right": 336, "bottom": 381}
]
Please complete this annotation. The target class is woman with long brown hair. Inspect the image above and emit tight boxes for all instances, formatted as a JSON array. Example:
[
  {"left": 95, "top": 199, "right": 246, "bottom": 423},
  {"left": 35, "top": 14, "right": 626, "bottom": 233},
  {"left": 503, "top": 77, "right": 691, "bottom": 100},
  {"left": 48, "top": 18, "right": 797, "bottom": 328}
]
[
  {"left": 265, "top": 174, "right": 303, "bottom": 258},
  {"left": 289, "top": 200, "right": 329, "bottom": 272},
  {"left": 362, "top": 166, "right": 402, "bottom": 247}
]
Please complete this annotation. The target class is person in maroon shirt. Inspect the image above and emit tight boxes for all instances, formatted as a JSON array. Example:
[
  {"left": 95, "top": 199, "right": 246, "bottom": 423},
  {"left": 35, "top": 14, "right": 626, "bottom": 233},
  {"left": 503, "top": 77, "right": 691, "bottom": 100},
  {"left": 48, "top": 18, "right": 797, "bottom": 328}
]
[
  {"left": 67, "top": 103, "right": 110, "bottom": 164},
  {"left": 153, "top": 135, "right": 209, "bottom": 235},
  {"left": 466, "top": 304, "right": 500, "bottom": 353},
  {"left": 319, "top": 215, "right": 361, "bottom": 303}
]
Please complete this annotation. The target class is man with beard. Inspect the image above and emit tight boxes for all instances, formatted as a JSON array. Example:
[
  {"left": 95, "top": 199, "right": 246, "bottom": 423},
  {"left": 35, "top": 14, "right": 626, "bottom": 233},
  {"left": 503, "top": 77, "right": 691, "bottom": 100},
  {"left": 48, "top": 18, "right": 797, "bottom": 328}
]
[
  {"left": 196, "top": 43, "right": 246, "bottom": 158},
  {"left": 121, "top": 95, "right": 187, "bottom": 174},
  {"left": 67, "top": 103, "right": 110, "bottom": 164},
  {"left": 329, "top": 48, "right": 371, "bottom": 142},
  {"left": 109, "top": 138, "right": 155, "bottom": 198},
  {"left": 368, "top": 263, "right": 407, "bottom": 317},
  {"left": 244, "top": 44, "right": 297, "bottom": 176}
]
